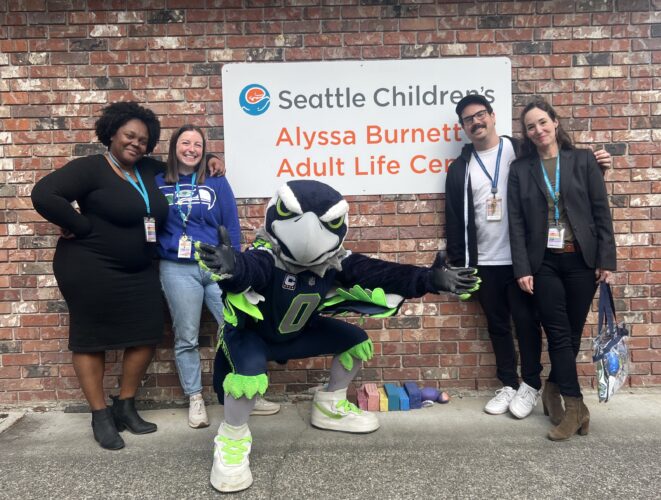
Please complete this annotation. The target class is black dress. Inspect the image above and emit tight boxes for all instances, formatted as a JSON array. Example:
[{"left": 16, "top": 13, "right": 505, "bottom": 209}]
[{"left": 31, "top": 154, "right": 169, "bottom": 352}]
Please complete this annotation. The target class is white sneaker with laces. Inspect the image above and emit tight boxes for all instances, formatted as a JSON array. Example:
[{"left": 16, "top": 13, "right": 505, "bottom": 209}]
[
  {"left": 509, "top": 382, "right": 541, "bottom": 419},
  {"left": 250, "top": 396, "right": 281, "bottom": 416},
  {"left": 484, "top": 386, "right": 517, "bottom": 415},
  {"left": 310, "top": 388, "right": 379, "bottom": 433},
  {"left": 188, "top": 393, "right": 209, "bottom": 428},
  {"left": 210, "top": 422, "right": 253, "bottom": 493}
]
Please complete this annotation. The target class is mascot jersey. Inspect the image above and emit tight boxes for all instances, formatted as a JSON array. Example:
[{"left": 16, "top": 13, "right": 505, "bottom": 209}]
[
  {"left": 207, "top": 180, "right": 440, "bottom": 401},
  {"left": 222, "top": 245, "right": 436, "bottom": 343}
]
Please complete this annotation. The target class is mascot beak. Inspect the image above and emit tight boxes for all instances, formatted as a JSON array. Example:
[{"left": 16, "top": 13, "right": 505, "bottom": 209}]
[{"left": 271, "top": 211, "right": 340, "bottom": 266}]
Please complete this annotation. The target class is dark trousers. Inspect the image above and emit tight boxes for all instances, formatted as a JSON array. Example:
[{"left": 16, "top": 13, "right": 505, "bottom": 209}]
[
  {"left": 533, "top": 251, "right": 597, "bottom": 398},
  {"left": 477, "top": 265, "right": 543, "bottom": 390}
]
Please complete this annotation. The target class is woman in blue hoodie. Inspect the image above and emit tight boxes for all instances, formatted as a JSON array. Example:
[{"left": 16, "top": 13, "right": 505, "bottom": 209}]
[{"left": 156, "top": 125, "right": 243, "bottom": 428}]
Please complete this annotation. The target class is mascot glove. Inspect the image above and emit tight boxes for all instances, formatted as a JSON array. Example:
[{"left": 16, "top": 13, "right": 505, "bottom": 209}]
[
  {"left": 194, "top": 225, "right": 236, "bottom": 281},
  {"left": 431, "top": 251, "right": 481, "bottom": 300}
]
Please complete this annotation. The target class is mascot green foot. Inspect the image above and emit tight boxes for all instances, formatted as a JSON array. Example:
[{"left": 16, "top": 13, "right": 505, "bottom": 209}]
[
  {"left": 210, "top": 422, "right": 253, "bottom": 493},
  {"left": 311, "top": 387, "right": 380, "bottom": 433}
]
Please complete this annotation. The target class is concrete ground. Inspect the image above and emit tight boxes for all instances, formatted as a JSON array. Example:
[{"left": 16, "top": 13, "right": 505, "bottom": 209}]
[{"left": 1, "top": 390, "right": 659, "bottom": 500}]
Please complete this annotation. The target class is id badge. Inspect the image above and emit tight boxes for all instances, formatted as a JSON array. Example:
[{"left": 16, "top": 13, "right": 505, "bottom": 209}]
[
  {"left": 177, "top": 235, "right": 192, "bottom": 259},
  {"left": 547, "top": 224, "right": 565, "bottom": 249},
  {"left": 144, "top": 217, "right": 157, "bottom": 243},
  {"left": 486, "top": 197, "right": 503, "bottom": 221}
]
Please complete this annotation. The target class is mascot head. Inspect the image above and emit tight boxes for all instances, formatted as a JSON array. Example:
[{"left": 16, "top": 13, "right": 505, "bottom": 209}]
[{"left": 264, "top": 180, "right": 349, "bottom": 267}]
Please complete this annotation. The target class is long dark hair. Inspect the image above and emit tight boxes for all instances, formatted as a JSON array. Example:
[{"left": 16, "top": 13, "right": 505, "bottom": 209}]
[
  {"left": 164, "top": 125, "right": 207, "bottom": 184},
  {"left": 519, "top": 98, "right": 574, "bottom": 157}
]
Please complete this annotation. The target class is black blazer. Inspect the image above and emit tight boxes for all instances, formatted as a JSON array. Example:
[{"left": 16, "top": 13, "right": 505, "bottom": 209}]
[{"left": 507, "top": 148, "right": 616, "bottom": 278}]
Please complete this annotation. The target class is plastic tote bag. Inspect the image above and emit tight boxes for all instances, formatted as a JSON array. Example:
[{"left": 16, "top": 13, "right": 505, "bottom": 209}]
[{"left": 592, "top": 282, "right": 629, "bottom": 402}]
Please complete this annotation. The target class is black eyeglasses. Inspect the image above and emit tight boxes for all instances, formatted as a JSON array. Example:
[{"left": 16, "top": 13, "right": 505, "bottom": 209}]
[{"left": 461, "top": 109, "right": 489, "bottom": 126}]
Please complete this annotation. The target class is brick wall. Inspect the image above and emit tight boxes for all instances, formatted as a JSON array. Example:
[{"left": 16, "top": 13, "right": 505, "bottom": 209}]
[{"left": 1, "top": 0, "right": 659, "bottom": 407}]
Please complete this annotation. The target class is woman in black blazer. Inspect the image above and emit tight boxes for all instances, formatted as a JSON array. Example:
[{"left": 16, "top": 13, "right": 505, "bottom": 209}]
[{"left": 508, "top": 99, "right": 616, "bottom": 441}]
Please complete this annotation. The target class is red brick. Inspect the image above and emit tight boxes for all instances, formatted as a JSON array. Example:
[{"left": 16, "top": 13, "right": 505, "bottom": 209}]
[
  {"left": 383, "top": 368, "right": 420, "bottom": 380},
  {"left": 344, "top": 33, "right": 383, "bottom": 46},
  {"left": 2, "top": 353, "right": 40, "bottom": 366},
  {"left": 399, "top": 18, "right": 436, "bottom": 31},
  {"left": 18, "top": 390, "right": 58, "bottom": 402},
  {"left": 552, "top": 40, "right": 591, "bottom": 52},
  {"left": 592, "top": 117, "right": 628, "bottom": 130},
  {"left": 0, "top": 366, "right": 21, "bottom": 378},
  {"left": 21, "top": 314, "right": 60, "bottom": 326},
  {"left": 592, "top": 39, "right": 631, "bottom": 52}
]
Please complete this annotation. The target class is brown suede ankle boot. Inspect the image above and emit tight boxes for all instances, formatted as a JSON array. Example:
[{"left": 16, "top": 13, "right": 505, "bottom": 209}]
[
  {"left": 542, "top": 380, "right": 564, "bottom": 426},
  {"left": 547, "top": 396, "right": 590, "bottom": 441}
]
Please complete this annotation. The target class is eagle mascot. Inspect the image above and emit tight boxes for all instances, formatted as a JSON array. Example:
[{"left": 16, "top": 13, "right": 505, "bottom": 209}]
[{"left": 195, "top": 180, "right": 479, "bottom": 493}]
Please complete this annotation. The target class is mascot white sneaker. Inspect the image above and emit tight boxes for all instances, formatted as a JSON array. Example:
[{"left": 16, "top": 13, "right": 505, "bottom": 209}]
[
  {"left": 210, "top": 422, "right": 253, "bottom": 492},
  {"left": 311, "top": 387, "right": 379, "bottom": 433}
]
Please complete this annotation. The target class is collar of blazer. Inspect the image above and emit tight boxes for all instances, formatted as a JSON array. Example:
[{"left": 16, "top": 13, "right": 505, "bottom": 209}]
[{"left": 528, "top": 148, "right": 576, "bottom": 201}]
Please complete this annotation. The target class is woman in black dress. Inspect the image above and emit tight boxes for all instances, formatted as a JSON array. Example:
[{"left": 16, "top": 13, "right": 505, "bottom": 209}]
[{"left": 31, "top": 102, "right": 169, "bottom": 450}]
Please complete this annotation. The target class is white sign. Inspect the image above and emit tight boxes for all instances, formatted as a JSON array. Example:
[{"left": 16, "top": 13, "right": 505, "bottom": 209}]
[{"left": 222, "top": 58, "right": 512, "bottom": 198}]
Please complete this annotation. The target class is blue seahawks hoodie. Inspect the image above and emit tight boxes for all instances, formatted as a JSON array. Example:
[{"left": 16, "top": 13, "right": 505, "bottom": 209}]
[{"left": 155, "top": 172, "right": 241, "bottom": 261}]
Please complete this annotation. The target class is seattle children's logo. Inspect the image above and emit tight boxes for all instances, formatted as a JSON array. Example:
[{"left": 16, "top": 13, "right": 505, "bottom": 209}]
[{"left": 239, "top": 84, "right": 271, "bottom": 116}]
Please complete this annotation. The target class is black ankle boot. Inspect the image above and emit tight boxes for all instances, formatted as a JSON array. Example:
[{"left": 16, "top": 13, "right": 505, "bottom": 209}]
[
  {"left": 111, "top": 395, "right": 157, "bottom": 434},
  {"left": 91, "top": 407, "right": 125, "bottom": 450}
]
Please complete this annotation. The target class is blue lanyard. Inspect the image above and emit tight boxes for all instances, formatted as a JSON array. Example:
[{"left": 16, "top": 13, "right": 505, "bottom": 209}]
[
  {"left": 540, "top": 156, "right": 561, "bottom": 224},
  {"left": 174, "top": 173, "right": 197, "bottom": 230},
  {"left": 472, "top": 138, "right": 503, "bottom": 196},
  {"left": 108, "top": 152, "right": 151, "bottom": 215}
]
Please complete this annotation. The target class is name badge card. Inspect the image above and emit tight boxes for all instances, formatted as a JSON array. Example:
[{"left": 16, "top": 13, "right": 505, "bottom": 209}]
[
  {"left": 144, "top": 217, "right": 157, "bottom": 243},
  {"left": 486, "top": 197, "right": 503, "bottom": 221},
  {"left": 547, "top": 225, "right": 565, "bottom": 249},
  {"left": 178, "top": 235, "right": 192, "bottom": 259}
]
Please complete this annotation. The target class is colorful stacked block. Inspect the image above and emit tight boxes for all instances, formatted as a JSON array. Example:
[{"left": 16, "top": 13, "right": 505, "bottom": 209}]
[
  {"left": 396, "top": 386, "right": 410, "bottom": 410},
  {"left": 383, "top": 383, "right": 400, "bottom": 411},
  {"left": 364, "top": 383, "right": 379, "bottom": 412},
  {"left": 403, "top": 382, "right": 422, "bottom": 409},
  {"left": 356, "top": 387, "right": 368, "bottom": 410},
  {"left": 378, "top": 387, "right": 388, "bottom": 412}
]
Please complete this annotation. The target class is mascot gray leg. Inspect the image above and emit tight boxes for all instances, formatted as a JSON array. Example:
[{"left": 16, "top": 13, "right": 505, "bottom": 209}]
[{"left": 327, "top": 355, "right": 361, "bottom": 391}]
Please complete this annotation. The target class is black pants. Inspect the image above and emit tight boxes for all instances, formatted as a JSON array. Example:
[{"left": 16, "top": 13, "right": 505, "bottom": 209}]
[
  {"left": 477, "top": 265, "right": 543, "bottom": 390},
  {"left": 533, "top": 251, "right": 597, "bottom": 398}
]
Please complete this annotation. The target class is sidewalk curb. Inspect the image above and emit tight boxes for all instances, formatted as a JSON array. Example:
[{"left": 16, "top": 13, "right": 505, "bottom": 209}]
[{"left": 0, "top": 412, "right": 25, "bottom": 434}]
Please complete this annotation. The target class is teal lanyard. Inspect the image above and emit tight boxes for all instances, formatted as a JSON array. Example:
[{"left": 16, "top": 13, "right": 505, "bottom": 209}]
[
  {"left": 108, "top": 152, "right": 151, "bottom": 216},
  {"left": 473, "top": 138, "right": 503, "bottom": 195},
  {"left": 174, "top": 173, "right": 197, "bottom": 230},
  {"left": 540, "top": 155, "right": 560, "bottom": 224}
]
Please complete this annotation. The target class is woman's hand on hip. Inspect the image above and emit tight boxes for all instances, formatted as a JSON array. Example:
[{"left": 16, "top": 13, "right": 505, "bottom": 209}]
[
  {"left": 517, "top": 275, "right": 534, "bottom": 294},
  {"left": 596, "top": 269, "right": 612, "bottom": 283},
  {"left": 60, "top": 227, "right": 76, "bottom": 239}
]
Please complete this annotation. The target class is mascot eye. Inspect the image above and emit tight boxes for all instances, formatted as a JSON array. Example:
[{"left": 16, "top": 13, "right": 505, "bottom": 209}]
[
  {"left": 276, "top": 198, "right": 293, "bottom": 217},
  {"left": 326, "top": 215, "right": 345, "bottom": 229}
]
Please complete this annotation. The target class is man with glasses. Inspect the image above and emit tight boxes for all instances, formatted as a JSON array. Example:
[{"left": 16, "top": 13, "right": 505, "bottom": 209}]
[{"left": 444, "top": 95, "right": 611, "bottom": 419}]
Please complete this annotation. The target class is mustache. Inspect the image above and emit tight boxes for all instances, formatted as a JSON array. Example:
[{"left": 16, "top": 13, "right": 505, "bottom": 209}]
[{"left": 470, "top": 123, "right": 486, "bottom": 134}]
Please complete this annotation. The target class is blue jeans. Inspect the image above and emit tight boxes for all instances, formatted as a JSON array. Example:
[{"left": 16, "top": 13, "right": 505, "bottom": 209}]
[{"left": 159, "top": 260, "right": 224, "bottom": 396}]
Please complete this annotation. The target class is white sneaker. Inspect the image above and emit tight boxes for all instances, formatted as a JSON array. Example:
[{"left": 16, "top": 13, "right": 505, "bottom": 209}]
[
  {"left": 509, "top": 382, "right": 541, "bottom": 419},
  {"left": 484, "top": 386, "right": 517, "bottom": 415},
  {"left": 210, "top": 422, "right": 253, "bottom": 493},
  {"left": 310, "top": 388, "right": 379, "bottom": 433},
  {"left": 250, "top": 396, "right": 281, "bottom": 416},
  {"left": 188, "top": 393, "right": 209, "bottom": 428}
]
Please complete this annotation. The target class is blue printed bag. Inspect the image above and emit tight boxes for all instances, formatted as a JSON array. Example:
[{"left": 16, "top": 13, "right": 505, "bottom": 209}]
[{"left": 592, "top": 282, "right": 629, "bottom": 403}]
